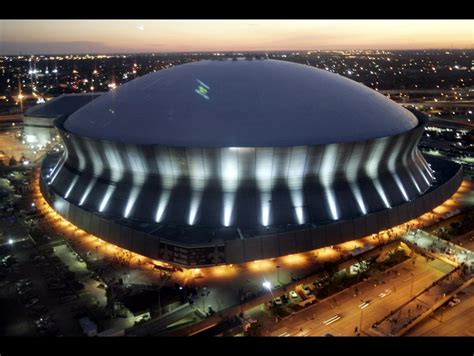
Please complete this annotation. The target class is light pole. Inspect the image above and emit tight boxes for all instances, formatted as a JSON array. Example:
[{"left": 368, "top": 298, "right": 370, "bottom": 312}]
[
  {"left": 157, "top": 273, "right": 169, "bottom": 316},
  {"left": 202, "top": 286, "right": 208, "bottom": 314},
  {"left": 276, "top": 265, "right": 281, "bottom": 285}
]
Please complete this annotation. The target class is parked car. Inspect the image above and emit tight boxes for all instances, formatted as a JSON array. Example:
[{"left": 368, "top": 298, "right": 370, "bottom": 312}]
[
  {"left": 16, "top": 280, "right": 32, "bottom": 289},
  {"left": 273, "top": 297, "right": 283, "bottom": 306},
  {"left": 445, "top": 248, "right": 456, "bottom": 256},
  {"left": 289, "top": 291, "right": 298, "bottom": 299},
  {"left": 25, "top": 298, "right": 39, "bottom": 308},
  {"left": 448, "top": 297, "right": 461, "bottom": 307},
  {"left": 30, "top": 304, "right": 48, "bottom": 315},
  {"left": 59, "top": 295, "right": 76, "bottom": 304},
  {"left": 17, "top": 287, "right": 32, "bottom": 296},
  {"left": 302, "top": 286, "right": 312, "bottom": 295},
  {"left": 20, "top": 293, "right": 36, "bottom": 303}
]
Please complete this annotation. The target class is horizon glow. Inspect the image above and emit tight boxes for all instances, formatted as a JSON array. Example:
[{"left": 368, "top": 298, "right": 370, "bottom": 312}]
[{"left": 0, "top": 20, "right": 472, "bottom": 55}]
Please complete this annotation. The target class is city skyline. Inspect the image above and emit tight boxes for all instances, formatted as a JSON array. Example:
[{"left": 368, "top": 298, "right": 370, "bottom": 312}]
[{"left": 0, "top": 20, "right": 472, "bottom": 55}]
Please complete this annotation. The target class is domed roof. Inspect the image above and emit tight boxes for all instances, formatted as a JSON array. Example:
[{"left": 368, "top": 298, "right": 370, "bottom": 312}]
[{"left": 64, "top": 59, "right": 418, "bottom": 147}]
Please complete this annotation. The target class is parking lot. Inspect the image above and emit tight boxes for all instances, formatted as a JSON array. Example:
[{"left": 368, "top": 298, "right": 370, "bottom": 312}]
[{"left": 1, "top": 215, "right": 125, "bottom": 336}]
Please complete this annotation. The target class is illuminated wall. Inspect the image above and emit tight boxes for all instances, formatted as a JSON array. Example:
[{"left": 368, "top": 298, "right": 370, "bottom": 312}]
[
  {"left": 39, "top": 154, "right": 463, "bottom": 267},
  {"left": 47, "top": 109, "right": 435, "bottom": 231}
]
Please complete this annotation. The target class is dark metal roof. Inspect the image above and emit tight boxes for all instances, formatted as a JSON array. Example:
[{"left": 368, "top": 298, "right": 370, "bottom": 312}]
[
  {"left": 64, "top": 59, "right": 418, "bottom": 147},
  {"left": 25, "top": 92, "right": 103, "bottom": 118}
]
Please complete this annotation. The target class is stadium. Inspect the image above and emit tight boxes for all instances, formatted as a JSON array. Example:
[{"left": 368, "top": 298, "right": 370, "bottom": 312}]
[{"left": 39, "top": 58, "right": 463, "bottom": 267}]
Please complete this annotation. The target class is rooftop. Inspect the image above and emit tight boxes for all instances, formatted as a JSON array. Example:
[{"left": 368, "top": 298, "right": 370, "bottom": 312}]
[
  {"left": 25, "top": 92, "right": 103, "bottom": 119},
  {"left": 64, "top": 59, "right": 418, "bottom": 147}
]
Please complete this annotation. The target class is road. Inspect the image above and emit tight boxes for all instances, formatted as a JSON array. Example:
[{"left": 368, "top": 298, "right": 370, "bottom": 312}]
[
  {"left": 370, "top": 264, "right": 472, "bottom": 336},
  {"left": 249, "top": 255, "right": 453, "bottom": 336},
  {"left": 127, "top": 303, "right": 199, "bottom": 336},
  {"left": 406, "top": 284, "right": 474, "bottom": 336}
]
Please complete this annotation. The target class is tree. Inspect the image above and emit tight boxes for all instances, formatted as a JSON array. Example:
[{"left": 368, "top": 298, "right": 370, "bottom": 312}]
[
  {"left": 9, "top": 156, "right": 17, "bottom": 167},
  {"left": 246, "top": 324, "right": 263, "bottom": 337}
]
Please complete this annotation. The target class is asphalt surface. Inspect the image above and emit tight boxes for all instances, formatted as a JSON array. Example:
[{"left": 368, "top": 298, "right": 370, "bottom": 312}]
[{"left": 406, "top": 284, "right": 474, "bottom": 336}]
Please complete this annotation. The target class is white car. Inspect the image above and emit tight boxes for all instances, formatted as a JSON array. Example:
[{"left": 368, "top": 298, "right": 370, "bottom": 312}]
[
  {"left": 378, "top": 289, "right": 392, "bottom": 298},
  {"left": 448, "top": 298, "right": 461, "bottom": 307},
  {"left": 289, "top": 291, "right": 298, "bottom": 299},
  {"left": 273, "top": 297, "right": 283, "bottom": 306}
]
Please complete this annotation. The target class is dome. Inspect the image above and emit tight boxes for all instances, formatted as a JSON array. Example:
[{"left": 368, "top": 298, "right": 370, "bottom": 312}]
[{"left": 64, "top": 59, "right": 418, "bottom": 147}]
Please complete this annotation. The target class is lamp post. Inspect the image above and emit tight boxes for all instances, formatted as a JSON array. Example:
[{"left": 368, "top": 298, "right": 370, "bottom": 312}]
[
  {"left": 276, "top": 265, "right": 281, "bottom": 285},
  {"left": 157, "top": 273, "right": 169, "bottom": 316},
  {"left": 202, "top": 286, "right": 208, "bottom": 314}
]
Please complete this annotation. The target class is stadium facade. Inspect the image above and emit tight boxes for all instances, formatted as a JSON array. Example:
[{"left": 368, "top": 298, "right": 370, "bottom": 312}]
[
  {"left": 23, "top": 93, "right": 102, "bottom": 147},
  {"left": 39, "top": 59, "right": 463, "bottom": 267}
]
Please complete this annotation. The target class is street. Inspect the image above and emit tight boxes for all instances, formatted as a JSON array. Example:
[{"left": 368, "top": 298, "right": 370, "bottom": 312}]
[{"left": 248, "top": 255, "right": 453, "bottom": 336}]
